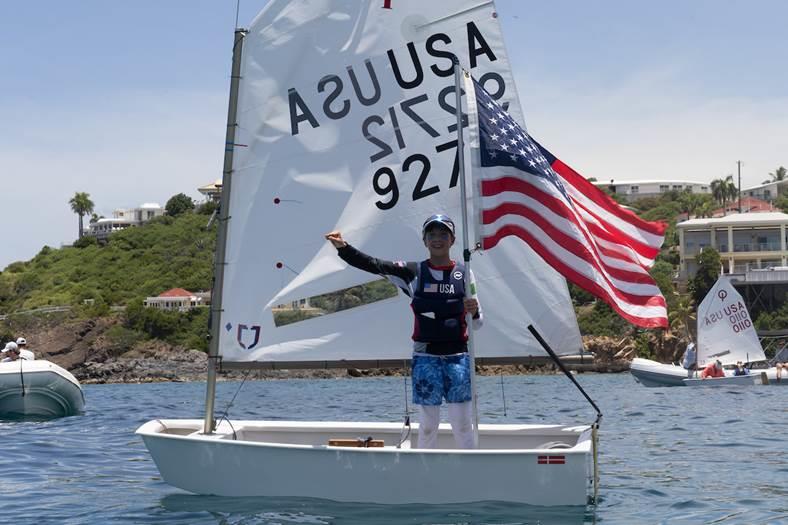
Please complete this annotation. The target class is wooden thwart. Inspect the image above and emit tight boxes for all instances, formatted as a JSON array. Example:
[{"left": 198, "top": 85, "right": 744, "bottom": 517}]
[{"left": 328, "top": 438, "right": 384, "bottom": 448}]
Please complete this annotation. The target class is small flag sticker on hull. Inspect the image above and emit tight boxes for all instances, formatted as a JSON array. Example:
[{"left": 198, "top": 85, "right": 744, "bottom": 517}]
[{"left": 537, "top": 455, "right": 566, "bottom": 465}]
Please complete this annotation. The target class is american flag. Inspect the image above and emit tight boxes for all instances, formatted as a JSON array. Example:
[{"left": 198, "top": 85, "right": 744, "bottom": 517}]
[
  {"left": 464, "top": 76, "right": 668, "bottom": 328},
  {"left": 423, "top": 283, "right": 438, "bottom": 293}
]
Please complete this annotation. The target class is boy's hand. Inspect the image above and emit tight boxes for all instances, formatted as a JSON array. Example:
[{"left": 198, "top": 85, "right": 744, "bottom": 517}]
[
  {"left": 464, "top": 297, "right": 478, "bottom": 317},
  {"left": 325, "top": 231, "right": 347, "bottom": 248}
]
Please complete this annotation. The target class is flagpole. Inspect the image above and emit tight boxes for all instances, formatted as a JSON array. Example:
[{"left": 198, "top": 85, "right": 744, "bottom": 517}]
[{"left": 453, "top": 57, "right": 480, "bottom": 448}]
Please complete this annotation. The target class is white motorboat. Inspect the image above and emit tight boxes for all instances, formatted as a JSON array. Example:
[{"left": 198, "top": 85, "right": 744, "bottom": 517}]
[
  {"left": 0, "top": 359, "right": 85, "bottom": 418},
  {"left": 631, "top": 276, "right": 779, "bottom": 387},
  {"left": 630, "top": 358, "right": 689, "bottom": 387},
  {"left": 137, "top": 0, "right": 612, "bottom": 506}
]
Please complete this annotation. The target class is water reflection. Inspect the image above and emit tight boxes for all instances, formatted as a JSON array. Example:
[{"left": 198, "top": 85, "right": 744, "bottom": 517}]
[{"left": 159, "top": 494, "right": 596, "bottom": 525}]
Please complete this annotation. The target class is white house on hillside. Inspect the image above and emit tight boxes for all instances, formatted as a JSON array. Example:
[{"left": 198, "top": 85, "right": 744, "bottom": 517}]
[
  {"left": 741, "top": 180, "right": 788, "bottom": 203},
  {"left": 144, "top": 288, "right": 203, "bottom": 312},
  {"left": 676, "top": 212, "right": 788, "bottom": 279},
  {"left": 86, "top": 203, "right": 164, "bottom": 241},
  {"left": 198, "top": 180, "right": 222, "bottom": 202},
  {"left": 593, "top": 179, "right": 710, "bottom": 202}
]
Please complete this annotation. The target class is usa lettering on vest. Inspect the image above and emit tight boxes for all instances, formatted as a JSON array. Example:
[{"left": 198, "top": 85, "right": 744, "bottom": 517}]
[{"left": 439, "top": 284, "right": 455, "bottom": 294}]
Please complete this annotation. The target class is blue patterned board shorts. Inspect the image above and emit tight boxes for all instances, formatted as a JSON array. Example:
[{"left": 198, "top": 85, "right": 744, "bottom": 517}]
[{"left": 412, "top": 353, "right": 472, "bottom": 406}]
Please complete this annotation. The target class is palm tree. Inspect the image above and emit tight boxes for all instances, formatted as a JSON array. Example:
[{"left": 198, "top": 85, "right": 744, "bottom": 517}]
[
  {"left": 762, "top": 165, "right": 787, "bottom": 184},
  {"left": 696, "top": 200, "right": 714, "bottom": 218},
  {"left": 723, "top": 175, "right": 738, "bottom": 211},
  {"left": 668, "top": 294, "right": 696, "bottom": 339},
  {"left": 69, "top": 192, "right": 95, "bottom": 239},
  {"left": 710, "top": 178, "right": 726, "bottom": 206}
]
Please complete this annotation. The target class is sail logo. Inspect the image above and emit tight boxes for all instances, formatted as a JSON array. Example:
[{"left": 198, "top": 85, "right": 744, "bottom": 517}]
[{"left": 236, "top": 324, "right": 261, "bottom": 350}]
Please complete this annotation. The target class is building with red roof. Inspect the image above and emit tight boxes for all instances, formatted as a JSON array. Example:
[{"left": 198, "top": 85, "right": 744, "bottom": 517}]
[{"left": 144, "top": 288, "right": 203, "bottom": 311}]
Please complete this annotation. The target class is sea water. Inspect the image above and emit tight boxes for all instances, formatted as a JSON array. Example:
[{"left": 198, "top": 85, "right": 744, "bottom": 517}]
[{"left": 1, "top": 374, "right": 786, "bottom": 524}]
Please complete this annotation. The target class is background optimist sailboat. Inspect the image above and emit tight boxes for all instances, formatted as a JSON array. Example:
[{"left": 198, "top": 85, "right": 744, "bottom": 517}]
[
  {"left": 137, "top": 0, "right": 600, "bottom": 506},
  {"left": 631, "top": 276, "right": 786, "bottom": 386}
]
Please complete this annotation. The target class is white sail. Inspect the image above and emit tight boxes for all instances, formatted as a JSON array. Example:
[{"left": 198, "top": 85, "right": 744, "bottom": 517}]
[
  {"left": 218, "top": 0, "right": 583, "bottom": 363},
  {"left": 696, "top": 276, "right": 765, "bottom": 367}
]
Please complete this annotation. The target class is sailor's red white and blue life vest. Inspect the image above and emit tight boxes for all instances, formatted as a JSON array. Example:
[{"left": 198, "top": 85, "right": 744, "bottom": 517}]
[{"left": 410, "top": 261, "right": 467, "bottom": 351}]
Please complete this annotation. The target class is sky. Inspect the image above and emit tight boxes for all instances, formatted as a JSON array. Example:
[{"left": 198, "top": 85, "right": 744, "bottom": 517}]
[{"left": 1, "top": 0, "right": 786, "bottom": 270}]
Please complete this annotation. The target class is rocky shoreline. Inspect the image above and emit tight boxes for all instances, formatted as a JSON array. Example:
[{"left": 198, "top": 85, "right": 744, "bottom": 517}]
[{"left": 4, "top": 315, "right": 690, "bottom": 384}]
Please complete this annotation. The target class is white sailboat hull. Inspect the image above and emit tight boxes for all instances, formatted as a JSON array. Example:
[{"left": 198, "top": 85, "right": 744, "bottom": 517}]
[
  {"left": 629, "top": 358, "right": 689, "bottom": 387},
  {"left": 0, "top": 360, "right": 85, "bottom": 418},
  {"left": 137, "top": 419, "right": 595, "bottom": 506},
  {"left": 630, "top": 358, "right": 788, "bottom": 387}
]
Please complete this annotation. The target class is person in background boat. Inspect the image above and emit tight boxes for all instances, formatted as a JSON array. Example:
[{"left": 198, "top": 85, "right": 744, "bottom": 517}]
[
  {"left": 776, "top": 362, "right": 786, "bottom": 382},
  {"left": 732, "top": 361, "right": 749, "bottom": 376},
  {"left": 681, "top": 342, "right": 697, "bottom": 378},
  {"left": 325, "top": 214, "right": 482, "bottom": 450},
  {"left": 15, "top": 337, "right": 35, "bottom": 360},
  {"left": 1, "top": 342, "right": 20, "bottom": 362},
  {"left": 700, "top": 359, "right": 725, "bottom": 379}
]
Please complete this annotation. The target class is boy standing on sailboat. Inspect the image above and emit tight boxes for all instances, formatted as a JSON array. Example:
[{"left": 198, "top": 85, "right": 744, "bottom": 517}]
[{"left": 325, "top": 214, "right": 482, "bottom": 449}]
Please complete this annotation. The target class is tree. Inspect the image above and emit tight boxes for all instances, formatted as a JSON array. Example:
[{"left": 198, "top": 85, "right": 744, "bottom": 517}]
[
  {"left": 724, "top": 175, "right": 738, "bottom": 210},
  {"left": 710, "top": 178, "right": 726, "bottom": 206},
  {"left": 688, "top": 247, "right": 721, "bottom": 305},
  {"left": 69, "top": 192, "right": 94, "bottom": 239},
  {"left": 762, "top": 165, "right": 787, "bottom": 184},
  {"left": 774, "top": 192, "right": 788, "bottom": 214},
  {"left": 668, "top": 294, "right": 696, "bottom": 339},
  {"left": 710, "top": 175, "right": 737, "bottom": 212},
  {"left": 165, "top": 193, "right": 195, "bottom": 217}
]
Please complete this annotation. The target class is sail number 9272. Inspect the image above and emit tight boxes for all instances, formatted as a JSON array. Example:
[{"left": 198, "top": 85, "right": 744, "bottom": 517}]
[{"left": 372, "top": 140, "right": 460, "bottom": 210}]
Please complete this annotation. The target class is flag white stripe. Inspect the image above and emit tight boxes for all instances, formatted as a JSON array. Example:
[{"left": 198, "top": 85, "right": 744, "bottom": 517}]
[
  {"left": 481, "top": 212, "right": 664, "bottom": 297},
  {"left": 480, "top": 188, "right": 658, "bottom": 282},
  {"left": 481, "top": 214, "right": 667, "bottom": 318},
  {"left": 563, "top": 182, "right": 665, "bottom": 249},
  {"left": 575, "top": 206, "right": 656, "bottom": 267}
]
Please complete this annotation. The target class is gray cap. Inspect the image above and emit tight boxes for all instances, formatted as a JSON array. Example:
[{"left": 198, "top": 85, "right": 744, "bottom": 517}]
[{"left": 422, "top": 214, "right": 455, "bottom": 236}]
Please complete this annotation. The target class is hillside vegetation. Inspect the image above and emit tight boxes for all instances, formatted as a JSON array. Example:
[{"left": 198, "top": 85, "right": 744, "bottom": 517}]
[
  {"left": 0, "top": 210, "right": 216, "bottom": 312},
  {"left": 2, "top": 188, "right": 777, "bottom": 361}
]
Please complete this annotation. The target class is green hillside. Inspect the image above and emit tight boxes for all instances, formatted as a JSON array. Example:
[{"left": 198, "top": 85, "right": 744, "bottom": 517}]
[
  {"left": 0, "top": 188, "right": 757, "bottom": 358},
  {"left": 0, "top": 210, "right": 216, "bottom": 312}
]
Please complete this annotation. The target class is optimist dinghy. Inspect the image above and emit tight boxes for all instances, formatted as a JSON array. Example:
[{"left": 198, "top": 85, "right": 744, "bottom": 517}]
[{"left": 138, "top": 0, "right": 605, "bottom": 506}]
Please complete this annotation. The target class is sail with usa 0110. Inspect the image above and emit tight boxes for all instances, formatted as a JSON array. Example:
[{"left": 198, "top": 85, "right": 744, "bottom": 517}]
[{"left": 137, "top": 0, "right": 599, "bottom": 506}]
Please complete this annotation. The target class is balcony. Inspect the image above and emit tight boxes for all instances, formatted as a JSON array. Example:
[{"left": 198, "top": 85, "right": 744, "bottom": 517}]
[{"left": 732, "top": 242, "right": 783, "bottom": 253}]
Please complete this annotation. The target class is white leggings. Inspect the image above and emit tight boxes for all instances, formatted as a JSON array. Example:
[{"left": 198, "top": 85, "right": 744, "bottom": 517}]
[{"left": 417, "top": 401, "right": 474, "bottom": 449}]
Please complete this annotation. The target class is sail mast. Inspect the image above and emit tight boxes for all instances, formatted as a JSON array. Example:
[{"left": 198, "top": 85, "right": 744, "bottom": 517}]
[
  {"left": 203, "top": 28, "right": 247, "bottom": 435},
  {"left": 453, "top": 58, "right": 480, "bottom": 447}
]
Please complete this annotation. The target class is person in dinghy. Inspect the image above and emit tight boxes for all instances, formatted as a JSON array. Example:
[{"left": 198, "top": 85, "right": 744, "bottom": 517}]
[{"left": 325, "top": 214, "right": 482, "bottom": 449}]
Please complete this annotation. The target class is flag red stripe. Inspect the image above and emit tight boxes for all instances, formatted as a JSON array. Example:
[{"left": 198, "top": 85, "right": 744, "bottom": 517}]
[
  {"left": 482, "top": 225, "right": 668, "bottom": 327},
  {"left": 482, "top": 222, "right": 667, "bottom": 309},
  {"left": 551, "top": 158, "right": 667, "bottom": 237},
  {"left": 481, "top": 178, "right": 662, "bottom": 285},
  {"left": 483, "top": 176, "right": 658, "bottom": 271},
  {"left": 571, "top": 199, "right": 661, "bottom": 266},
  {"left": 483, "top": 202, "right": 661, "bottom": 289}
]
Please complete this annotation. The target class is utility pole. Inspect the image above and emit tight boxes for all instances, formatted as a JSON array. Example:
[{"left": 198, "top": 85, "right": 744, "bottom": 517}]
[{"left": 737, "top": 160, "right": 742, "bottom": 213}]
